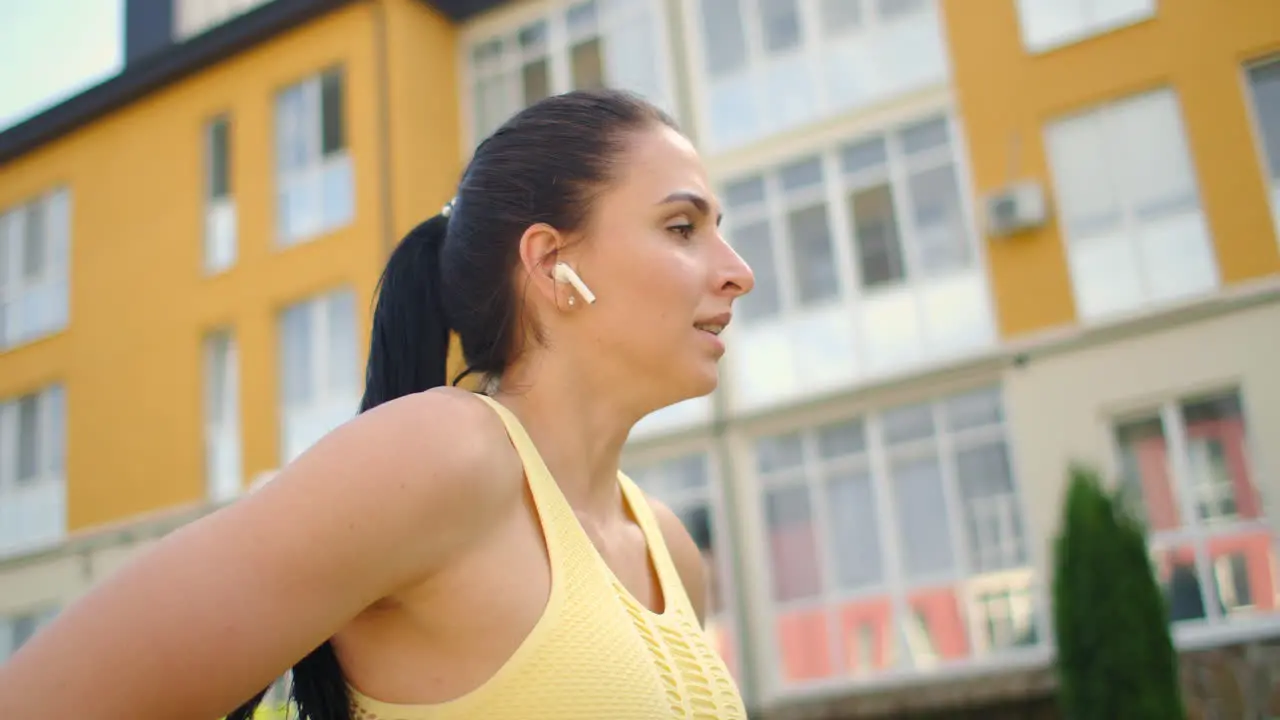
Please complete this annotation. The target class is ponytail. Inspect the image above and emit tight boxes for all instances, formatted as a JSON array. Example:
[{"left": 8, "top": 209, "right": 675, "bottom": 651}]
[{"left": 227, "top": 211, "right": 452, "bottom": 720}]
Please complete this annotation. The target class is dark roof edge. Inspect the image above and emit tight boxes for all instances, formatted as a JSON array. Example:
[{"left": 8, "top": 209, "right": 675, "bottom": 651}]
[{"left": 0, "top": 0, "right": 357, "bottom": 166}]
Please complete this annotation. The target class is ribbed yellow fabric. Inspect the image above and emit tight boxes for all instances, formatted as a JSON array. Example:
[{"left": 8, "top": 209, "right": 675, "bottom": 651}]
[{"left": 346, "top": 394, "right": 746, "bottom": 720}]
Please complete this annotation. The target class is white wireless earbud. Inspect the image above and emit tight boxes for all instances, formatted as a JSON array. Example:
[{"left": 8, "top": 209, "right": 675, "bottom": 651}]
[{"left": 553, "top": 262, "right": 596, "bottom": 305}]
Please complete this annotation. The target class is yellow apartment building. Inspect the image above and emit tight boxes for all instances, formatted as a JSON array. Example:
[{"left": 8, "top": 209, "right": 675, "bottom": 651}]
[{"left": 1, "top": 0, "right": 1279, "bottom": 717}]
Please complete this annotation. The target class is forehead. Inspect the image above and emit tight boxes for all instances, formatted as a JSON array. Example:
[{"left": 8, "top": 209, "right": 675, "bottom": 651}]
[{"left": 610, "top": 125, "right": 714, "bottom": 206}]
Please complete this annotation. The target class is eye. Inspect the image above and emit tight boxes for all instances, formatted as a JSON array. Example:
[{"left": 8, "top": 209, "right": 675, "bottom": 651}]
[{"left": 667, "top": 222, "right": 696, "bottom": 240}]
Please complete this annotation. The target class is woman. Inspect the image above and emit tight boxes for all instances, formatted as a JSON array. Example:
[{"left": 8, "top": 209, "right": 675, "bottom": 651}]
[{"left": 0, "top": 89, "right": 753, "bottom": 719}]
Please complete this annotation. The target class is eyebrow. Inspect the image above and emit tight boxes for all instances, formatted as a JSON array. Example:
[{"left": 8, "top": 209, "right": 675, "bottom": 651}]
[{"left": 657, "top": 191, "right": 723, "bottom": 225}]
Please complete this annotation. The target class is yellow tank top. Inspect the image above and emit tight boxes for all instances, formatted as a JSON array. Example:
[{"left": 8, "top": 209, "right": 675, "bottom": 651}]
[{"left": 346, "top": 394, "right": 746, "bottom": 720}]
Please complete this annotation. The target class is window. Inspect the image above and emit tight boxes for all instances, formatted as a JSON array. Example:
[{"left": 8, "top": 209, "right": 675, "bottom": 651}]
[
  {"left": 275, "top": 67, "right": 353, "bottom": 246},
  {"left": 279, "top": 289, "right": 359, "bottom": 463},
  {"left": 467, "top": 0, "right": 672, "bottom": 144},
  {"left": 0, "top": 606, "right": 58, "bottom": 661},
  {"left": 724, "top": 115, "right": 993, "bottom": 411},
  {"left": 204, "top": 115, "right": 236, "bottom": 274},
  {"left": 1246, "top": 59, "right": 1280, "bottom": 236},
  {"left": 625, "top": 451, "right": 738, "bottom": 677},
  {"left": 174, "top": 0, "right": 272, "bottom": 40},
  {"left": 753, "top": 386, "right": 1037, "bottom": 686},
  {"left": 1045, "top": 89, "right": 1216, "bottom": 322},
  {"left": 0, "top": 189, "right": 71, "bottom": 350},
  {"left": 1016, "top": 0, "right": 1155, "bottom": 53},
  {"left": 1114, "top": 389, "right": 1278, "bottom": 626},
  {"left": 693, "top": 0, "right": 947, "bottom": 152},
  {"left": 204, "top": 329, "right": 241, "bottom": 502},
  {"left": 0, "top": 384, "right": 66, "bottom": 557}
]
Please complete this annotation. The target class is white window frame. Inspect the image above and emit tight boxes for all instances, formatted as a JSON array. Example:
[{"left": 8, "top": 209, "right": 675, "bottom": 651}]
[
  {"left": 459, "top": 0, "right": 679, "bottom": 150},
  {"left": 1044, "top": 88, "right": 1217, "bottom": 323},
  {"left": 275, "top": 66, "right": 353, "bottom": 247},
  {"left": 623, "top": 447, "right": 742, "bottom": 674},
  {"left": 683, "top": 0, "right": 948, "bottom": 154},
  {"left": 204, "top": 114, "right": 237, "bottom": 275},
  {"left": 173, "top": 0, "right": 272, "bottom": 41},
  {"left": 0, "top": 384, "right": 67, "bottom": 558},
  {"left": 1110, "top": 387, "right": 1275, "bottom": 631},
  {"left": 1244, "top": 56, "right": 1280, "bottom": 242},
  {"left": 278, "top": 289, "right": 360, "bottom": 464},
  {"left": 1015, "top": 0, "right": 1156, "bottom": 54},
  {"left": 0, "top": 188, "right": 71, "bottom": 351},
  {"left": 204, "top": 329, "right": 241, "bottom": 503},
  {"left": 750, "top": 385, "right": 1042, "bottom": 691}
]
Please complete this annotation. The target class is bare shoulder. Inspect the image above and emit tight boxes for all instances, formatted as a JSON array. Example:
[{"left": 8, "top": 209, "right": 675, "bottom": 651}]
[{"left": 644, "top": 494, "right": 709, "bottom": 626}]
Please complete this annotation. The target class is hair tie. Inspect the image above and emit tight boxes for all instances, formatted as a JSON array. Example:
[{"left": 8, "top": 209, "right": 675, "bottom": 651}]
[{"left": 441, "top": 197, "right": 456, "bottom": 218}]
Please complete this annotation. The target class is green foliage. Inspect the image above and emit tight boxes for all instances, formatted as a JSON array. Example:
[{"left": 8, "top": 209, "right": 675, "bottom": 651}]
[{"left": 1052, "top": 463, "right": 1185, "bottom": 720}]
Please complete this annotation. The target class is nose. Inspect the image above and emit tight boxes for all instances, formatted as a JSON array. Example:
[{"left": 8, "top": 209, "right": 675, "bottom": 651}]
[{"left": 714, "top": 235, "right": 755, "bottom": 299}]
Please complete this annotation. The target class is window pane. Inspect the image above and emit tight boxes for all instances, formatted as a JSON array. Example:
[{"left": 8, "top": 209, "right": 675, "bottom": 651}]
[
  {"left": 731, "top": 221, "right": 781, "bottom": 320},
  {"left": 943, "top": 386, "right": 1002, "bottom": 431},
  {"left": 850, "top": 184, "right": 905, "bottom": 288},
  {"left": 10, "top": 615, "right": 37, "bottom": 652},
  {"left": 841, "top": 137, "right": 888, "bottom": 176},
  {"left": 876, "top": 0, "right": 927, "bottom": 20},
  {"left": 205, "top": 331, "right": 233, "bottom": 426},
  {"left": 571, "top": 38, "right": 605, "bottom": 91},
  {"left": 891, "top": 455, "right": 954, "bottom": 579},
  {"left": 882, "top": 402, "right": 933, "bottom": 445},
  {"left": 208, "top": 117, "right": 230, "bottom": 200},
  {"left": 567, "top": 0, "right": 598, "bottom": 35},
  {"left": 908, "top": 164, "right": 970, "bottom": 274},
  {"left": 1180, "top": 391, "right": 1260, "bottom": 523},
  {"left": 1045, "top": 111, "right": 1122, "bottom": 238},
  {"left": 1115, "top": 415, "right": 1180, "bottom": 532},
  {"left": 820, "top": 0, "right": 862, "bottom": 36},
  {"left": 16, "top": 394, "right": 39, "bottom": 482},
  {"left": 280, "top": 302, "right": 313, "bottom": 406},
  {"left": 326, "top": 290, "right": 358, "bottom": 394},
  {"left": 779, "top": 156, "right": 824, "bottom": 192},
  {"left": 757, "top": 433, "right": 805, "bottom": 474},
  {"left": 666, "top": 453, "right": 709, "bottom": 491},
  {"left": 699, "top": 0, "right": 749, "bottom": 77},
  {"left": 900, "top": 116, "right": 949, "bottom": 156},
  {"left": 320, "top": 69, "right": 345, "bottom": 156},
  {"left": 787, "top": 204, "right": 840, "bottom": 305},
  {"left": 766, "top": 485, "right": 822, "bottom": 601},
  {"left": 275, "top": 84, "right": 309, "bottom": 173},
  {"left": 759, "top": 0, "right": 802, "bottom": 53},
  {"left": 22, "top": 200, "right": 46, "bottom": 281},
  {"left": 826, "top": 467, "right": 883, "bottom": 589},
  {"left": 816, "top": 419, "right": 865, "bottom": 459},
  {"left": 1111, "top": 91, "right": 1197, "bottom": 218},
  {"left": 1249, "top": 60, "right": 1280, "bottom": 181},
  {"left": 522, "top": 60, "right": 550, "bottom": 106},
  {"left": 46, "top": 385, "right": 65, "bottom": 474},
  {"left": 725, "top": 176, "right": 766, "bottom": 209},
  {"left": 1156, "top": 545, "right": 1207, "bottom": 623},
  {"left": 956, "top": 442, "right": 1025, "bottom": 572}
]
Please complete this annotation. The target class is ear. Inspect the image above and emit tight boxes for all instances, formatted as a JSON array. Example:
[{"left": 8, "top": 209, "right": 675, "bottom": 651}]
[{"left": 517, "top": 222, "right": 567, "bottom": 306}]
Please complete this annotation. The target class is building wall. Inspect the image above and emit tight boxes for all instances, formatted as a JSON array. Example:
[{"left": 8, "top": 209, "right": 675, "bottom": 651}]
[
  {"left": 0, "top": 2, "right": 462, "bottom": 532},
  {"left": 946, "top": 0, "right": 1280, "bottom": 339}
]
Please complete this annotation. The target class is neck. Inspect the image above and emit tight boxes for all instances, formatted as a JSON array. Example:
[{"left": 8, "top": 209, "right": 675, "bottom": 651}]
[{"left": 493, "top": 351, "right": 647, "bottom": 518}]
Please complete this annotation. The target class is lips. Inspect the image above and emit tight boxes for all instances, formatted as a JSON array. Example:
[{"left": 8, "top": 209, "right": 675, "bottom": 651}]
[{"left": 694, "top": 312, "right": 732, "bottom": 336}]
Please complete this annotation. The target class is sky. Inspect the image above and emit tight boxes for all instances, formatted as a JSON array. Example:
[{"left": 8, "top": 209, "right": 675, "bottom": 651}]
[{"left": 0, "top": 0, "right": 124, "bottom": 131}]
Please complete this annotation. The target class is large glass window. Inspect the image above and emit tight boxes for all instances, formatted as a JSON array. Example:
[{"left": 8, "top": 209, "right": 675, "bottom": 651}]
[
  {"left": 1015, "top": 0, "right": 1155, "bottom": 53},
  {"left": 1045, "top": 89, "right": 1217, "bottom": 321},
  {"left": 1246, "top": 58, "right": 1280, "bottom": 239},
  {"left": 753, "top": 386, "right": 1041, "bottom": 687},
  {"left": 0, "top": 188, "right": 71, "bottom": 350},
  {"left": 723, "top": 115, "right": 993, "bottom": 412},
  {"left": 278, "top": 289, "right": 359, "bottom": 463},
  {"left": 0, "top": 384, "right": 67, "bottom": 557},
  {"left": 693, "top": 0, "right": 947, "bottom": 152},
  {"left": 467, "top": 0, "right": 672, "bottom": 144},
  {"left": 1114, "top": 389, "right": 1278, "bottom": 627},
  {"left": 275, "top": 67, "right": 353, "bottom": 246}
]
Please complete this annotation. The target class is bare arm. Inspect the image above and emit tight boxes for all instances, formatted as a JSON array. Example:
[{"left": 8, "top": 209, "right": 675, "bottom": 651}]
[
  {"left": 649, "top": 498, "right": 711, "bottom": 627},
  {"left": 0, "top": 389, "right": 515, "bottom": 720}
]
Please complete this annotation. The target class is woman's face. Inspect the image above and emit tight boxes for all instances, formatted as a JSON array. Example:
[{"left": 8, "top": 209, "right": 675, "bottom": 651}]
[{"left": 553, "top": 124, "right": 755, "bottom": 411}]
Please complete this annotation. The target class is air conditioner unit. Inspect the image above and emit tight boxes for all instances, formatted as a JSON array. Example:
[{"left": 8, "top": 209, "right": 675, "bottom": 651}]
[{"left": 983, "top": 181, "right": 1048, "bottom": 238}]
